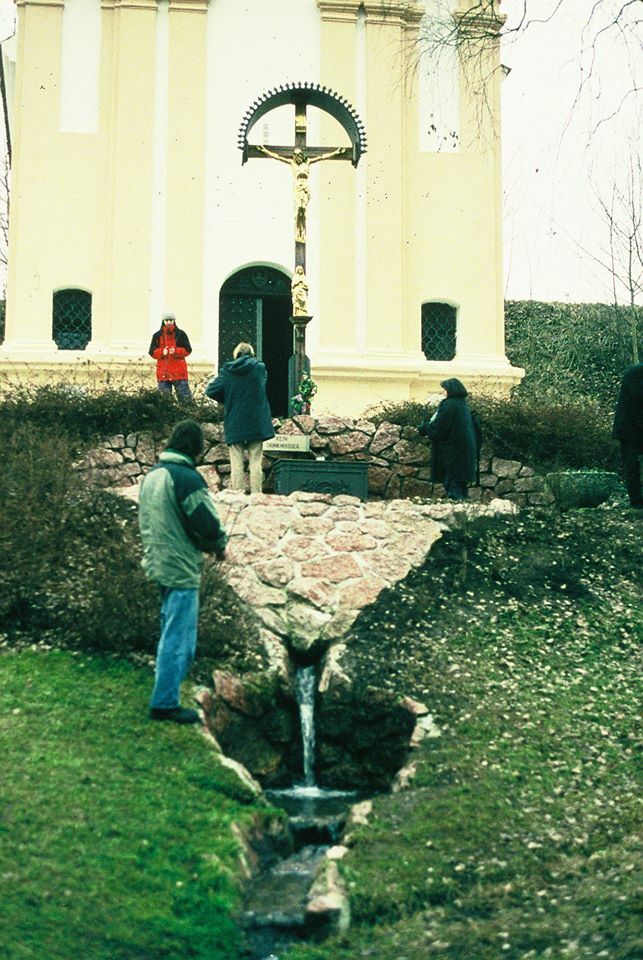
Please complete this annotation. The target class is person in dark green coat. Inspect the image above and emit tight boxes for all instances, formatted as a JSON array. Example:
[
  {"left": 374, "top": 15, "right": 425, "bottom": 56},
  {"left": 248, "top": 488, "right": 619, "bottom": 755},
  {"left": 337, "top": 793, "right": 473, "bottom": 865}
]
[
  {"left": 419, "top": 378, "right": 481, "bottom": 501},
  {"left": 612, "top": 362, "right": 643, "bottom": 507},
  {"left": 205, "top": 342, "right": 275, "bottom": 494}
]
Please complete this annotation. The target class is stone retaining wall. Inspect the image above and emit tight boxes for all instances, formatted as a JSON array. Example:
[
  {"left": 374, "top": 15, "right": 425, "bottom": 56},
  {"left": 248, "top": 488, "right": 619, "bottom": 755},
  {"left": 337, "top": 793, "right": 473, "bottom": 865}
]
[{"left": 77, "top": 415, "right": 554, "bottom": 507}]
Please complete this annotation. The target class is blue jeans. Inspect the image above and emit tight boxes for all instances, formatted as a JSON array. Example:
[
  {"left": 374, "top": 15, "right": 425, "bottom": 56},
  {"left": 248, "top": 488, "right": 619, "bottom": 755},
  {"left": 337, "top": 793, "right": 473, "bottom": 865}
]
[
  {"left": 150, "top": 587, "right": 199, "bottom": 709},
  {"left": 157, "top": 379, "right": 192, "bottom": 399}
]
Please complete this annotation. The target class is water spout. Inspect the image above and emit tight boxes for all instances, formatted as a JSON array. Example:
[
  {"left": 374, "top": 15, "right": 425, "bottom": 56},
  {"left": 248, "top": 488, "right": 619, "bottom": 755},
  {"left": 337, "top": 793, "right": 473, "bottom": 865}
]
[{"left": 294, "top": 665, "right": 317, "bottom": 787}]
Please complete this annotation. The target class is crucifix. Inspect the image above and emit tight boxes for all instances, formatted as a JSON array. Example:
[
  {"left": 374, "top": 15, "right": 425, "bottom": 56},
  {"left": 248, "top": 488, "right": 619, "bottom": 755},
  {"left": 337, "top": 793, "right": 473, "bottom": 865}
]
[{"left": 244, "top": 96, "right": 355, "bottom": 410}]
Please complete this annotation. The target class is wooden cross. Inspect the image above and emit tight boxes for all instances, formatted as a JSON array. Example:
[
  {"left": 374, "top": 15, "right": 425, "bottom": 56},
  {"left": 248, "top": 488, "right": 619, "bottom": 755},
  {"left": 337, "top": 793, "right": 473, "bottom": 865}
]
[{"left": 247, "top": 99, "right": 353, "bottom": 411}]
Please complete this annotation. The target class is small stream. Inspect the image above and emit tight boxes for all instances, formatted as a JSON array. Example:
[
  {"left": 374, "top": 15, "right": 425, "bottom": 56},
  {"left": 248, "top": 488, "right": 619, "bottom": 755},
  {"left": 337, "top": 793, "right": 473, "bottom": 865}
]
[
  {"left": 241, "top": 666, "right": 361, "bottom": 960},
  {"left": 295, "top": 666, "right": 317, "bottom": 788}
]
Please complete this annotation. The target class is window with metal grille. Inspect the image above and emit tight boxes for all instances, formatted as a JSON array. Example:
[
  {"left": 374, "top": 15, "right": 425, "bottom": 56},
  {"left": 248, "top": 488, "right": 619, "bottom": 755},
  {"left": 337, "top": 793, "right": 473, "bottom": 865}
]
[
  {"left": 52, "top": 289, "right": 92, "bottom": 350},
  {"left": 421, "top": 301, "right": 456, "bottom": 361}
]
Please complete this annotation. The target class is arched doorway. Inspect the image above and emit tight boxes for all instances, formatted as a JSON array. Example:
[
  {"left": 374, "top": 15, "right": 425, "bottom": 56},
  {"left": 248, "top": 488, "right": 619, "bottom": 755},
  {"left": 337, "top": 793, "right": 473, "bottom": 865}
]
[{"left": 219, "top": 266, "right": 292, "bottom": 417}]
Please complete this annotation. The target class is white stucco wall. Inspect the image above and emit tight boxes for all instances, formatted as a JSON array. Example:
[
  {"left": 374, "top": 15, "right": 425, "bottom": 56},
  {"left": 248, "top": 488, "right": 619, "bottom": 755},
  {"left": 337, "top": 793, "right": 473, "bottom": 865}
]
[{"left": 202, "top": 0, "right": 321, "bottom": 361}]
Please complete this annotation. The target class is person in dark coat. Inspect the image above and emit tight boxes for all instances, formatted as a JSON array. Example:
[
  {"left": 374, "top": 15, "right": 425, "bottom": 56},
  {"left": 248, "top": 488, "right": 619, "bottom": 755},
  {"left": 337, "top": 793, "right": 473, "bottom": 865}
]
[
  {"left": 148, "top": 312, "right": 193, "bottom": 398},
  {"left": 612, "top": 362, "right": 643, "bottom": 508},
  {"left": 419, "top": 378, "right": 480, "bottom": 501},
  {"left": 205, "top": 342, "right": 275, "bottom": 494}
]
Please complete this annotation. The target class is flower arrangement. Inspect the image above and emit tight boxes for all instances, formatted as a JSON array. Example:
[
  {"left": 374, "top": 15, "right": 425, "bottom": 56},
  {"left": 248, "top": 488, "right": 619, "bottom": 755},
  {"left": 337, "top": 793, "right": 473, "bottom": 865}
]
[{"left": 290, "top": 372, "right": 318, "bottom": 415}]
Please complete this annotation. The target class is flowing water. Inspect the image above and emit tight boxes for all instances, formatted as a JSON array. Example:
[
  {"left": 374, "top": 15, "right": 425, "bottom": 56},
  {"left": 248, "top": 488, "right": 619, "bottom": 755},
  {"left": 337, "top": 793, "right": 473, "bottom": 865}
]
[
  {"left": 241, "top": 666, "right": 359, "bottom": 960},
  {"left": 294, "top": 664, "right": 317, "bottom": 787}
]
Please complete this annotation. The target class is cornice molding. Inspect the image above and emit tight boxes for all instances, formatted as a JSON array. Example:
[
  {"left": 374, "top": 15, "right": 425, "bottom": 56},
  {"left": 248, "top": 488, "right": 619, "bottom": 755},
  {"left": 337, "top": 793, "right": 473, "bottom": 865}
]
[
  {"left": 169, "top": 0, "right": 209, "bottom": 13},
  {"left": 16, "top": 0, "right": 64, "bottom": 8},
  {"left": 102, "top": 0, "right": 158, "bottom": 9},
  {"left": 454, "top": 1, "right": 506, "bottom": 37},
  {"left": 362, "top": 1, "right": 425, "bottom": 28},
  {"left": 316, "top": 0, "right": 362, "bottom": 23}
]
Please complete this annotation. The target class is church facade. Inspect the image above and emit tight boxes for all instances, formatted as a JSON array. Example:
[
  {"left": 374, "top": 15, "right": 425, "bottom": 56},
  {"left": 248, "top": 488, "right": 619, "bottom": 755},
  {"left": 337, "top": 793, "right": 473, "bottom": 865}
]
[{"left": 1, "top": 0, "right": 521, "bottom": 416}]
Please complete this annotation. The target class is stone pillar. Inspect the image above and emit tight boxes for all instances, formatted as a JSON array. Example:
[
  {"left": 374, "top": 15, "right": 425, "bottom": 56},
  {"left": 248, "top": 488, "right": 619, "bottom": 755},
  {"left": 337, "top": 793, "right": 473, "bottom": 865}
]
[
  {"left": 361, "top": 1, "right": 406, "bottom": 356},
  {"left": 451, "top": 0, "right": 507, "bottom": 364},
  {"left": 104, "top": 0, "right": 158, "bottom": 352},
  {"left": 3, "top": 0, "right": 64, "bottom": 354},
  {"left": 315, "top": 0, "right": 361, "bottom": 358},
  {"left": 165, "top": 0, "right": 208, "bottom": 351}
]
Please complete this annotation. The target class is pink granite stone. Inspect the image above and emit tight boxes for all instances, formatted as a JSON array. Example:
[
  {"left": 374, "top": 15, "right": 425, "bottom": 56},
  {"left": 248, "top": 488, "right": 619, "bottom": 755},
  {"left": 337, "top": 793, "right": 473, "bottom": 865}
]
[
  {"left": 358, "top": 518, "right": 390, "bottom": 538},
  {"left": 315, "top": 415, "right": 354, "bottom": 434},
  {"left": 393, "top": 439, "right": 429, "bottom": 464},
  {"left": 291, "top": 516, "right": 335, "bottom": 537},
  {"left": 365, "top": 552, "right": 411, "bottom": 582},
  {"left": 254, "top": 556, "right": 296, "bottom": 587},
  {"left": 243, "top": 506, "right": 295, "bottom": 542},
  {"left": 367, "top": 466, "right": 391, "bottom": 494},
  {"left": 337, "top": 577, "right": 386, "bottom": 609},
  {"left": 228, "top": 567, "right": 287, "bottom": 607},
  {"left": 370, "top": 423, "right": 401, "bottom": 455},
  {"left": 327, "top": 506, "right": 360, "bottom": 522},
  {"left": 288, "top": 578, "right": 339, "bottom": 610},
  {"left": 327, "top": 433, "right": 369, "bottom": 455},
  {"left": 282, "top": 536, "right": 330, "bottom": 562},
  {"left": 301, "top": 554, "right": 363, "bottom": 582},
  {"left": 298, "top": 501, "right": 332, "bottom": 516},
  {"left": 203, "top": 443, "right": 230, "bottom": 464},
  {"left": 325, "top": 532, "right": 378, "bottom": 553}
]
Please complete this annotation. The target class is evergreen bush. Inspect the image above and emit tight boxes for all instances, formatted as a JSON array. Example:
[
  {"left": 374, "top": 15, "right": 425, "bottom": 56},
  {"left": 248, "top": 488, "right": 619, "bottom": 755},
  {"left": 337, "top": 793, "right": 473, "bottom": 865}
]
[
  {"left": 0, "top": 384, "right": 222, "bottom": 447},
  {"left": 0, "top": 420, "right": 260, "bottom": 676},
  {"left": 505, "top": 300, "right": 642, "bottom": 405},
  {"left": 369, "top": 394, "right": 618, "bottom": 472}
]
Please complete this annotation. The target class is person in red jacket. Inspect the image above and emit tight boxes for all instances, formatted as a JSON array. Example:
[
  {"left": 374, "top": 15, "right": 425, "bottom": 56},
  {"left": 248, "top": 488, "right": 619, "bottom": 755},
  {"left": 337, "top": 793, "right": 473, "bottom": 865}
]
[{"left": 148, "top": 312, "right": 193, "bottom": 398}]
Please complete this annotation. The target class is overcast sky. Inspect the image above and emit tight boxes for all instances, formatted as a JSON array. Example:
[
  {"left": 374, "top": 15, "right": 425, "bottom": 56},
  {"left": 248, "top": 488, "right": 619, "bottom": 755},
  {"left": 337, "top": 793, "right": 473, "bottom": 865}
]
[
  {"left": 501, "top": 0, "right": 642, "bottom": 303},
  {"left": 0, "top": 0, "right": 641, "bottom": 305}
]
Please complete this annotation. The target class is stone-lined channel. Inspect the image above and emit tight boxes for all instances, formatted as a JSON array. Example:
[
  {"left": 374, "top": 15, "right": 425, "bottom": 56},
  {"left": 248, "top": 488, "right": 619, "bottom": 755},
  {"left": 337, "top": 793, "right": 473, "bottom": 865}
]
[{"left": 240, "top": 663, "right": 361, "bottom": 960}]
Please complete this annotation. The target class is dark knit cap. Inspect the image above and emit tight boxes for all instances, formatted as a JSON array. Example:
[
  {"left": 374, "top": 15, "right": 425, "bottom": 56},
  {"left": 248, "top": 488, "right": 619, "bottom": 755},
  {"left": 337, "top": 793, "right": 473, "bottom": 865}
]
[{"left": 166, "top": 419, "right": 204, "bottom": 460}]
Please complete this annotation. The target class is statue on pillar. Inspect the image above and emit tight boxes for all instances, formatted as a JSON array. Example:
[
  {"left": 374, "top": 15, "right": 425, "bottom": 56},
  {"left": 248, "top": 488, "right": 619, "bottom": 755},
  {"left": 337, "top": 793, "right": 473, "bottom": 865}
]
[{"left": 291, "top": 265, "right": 309, "bottom": 316}]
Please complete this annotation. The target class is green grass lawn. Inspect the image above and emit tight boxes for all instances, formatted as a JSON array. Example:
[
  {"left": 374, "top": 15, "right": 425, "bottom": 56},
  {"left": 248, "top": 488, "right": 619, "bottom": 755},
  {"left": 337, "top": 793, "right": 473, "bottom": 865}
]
[
  {"left": 0, "top": 649, "right": 279, "bottom": 960},
  {"left": 1, "top": 507, "right": 641, "bottom": 960}
]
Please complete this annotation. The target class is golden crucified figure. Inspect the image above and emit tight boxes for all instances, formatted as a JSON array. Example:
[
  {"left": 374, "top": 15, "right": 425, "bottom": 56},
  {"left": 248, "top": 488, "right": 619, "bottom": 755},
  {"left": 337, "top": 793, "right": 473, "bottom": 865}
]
[{"left": 256, "top": 145, "right": 350, "bottom": 243}]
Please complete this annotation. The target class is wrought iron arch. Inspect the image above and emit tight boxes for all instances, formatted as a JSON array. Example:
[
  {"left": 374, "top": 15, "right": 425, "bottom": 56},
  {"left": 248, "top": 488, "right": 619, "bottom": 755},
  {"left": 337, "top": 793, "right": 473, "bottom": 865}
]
[{"left": 238, "top": 81, "right": 367, "bottom": 167}]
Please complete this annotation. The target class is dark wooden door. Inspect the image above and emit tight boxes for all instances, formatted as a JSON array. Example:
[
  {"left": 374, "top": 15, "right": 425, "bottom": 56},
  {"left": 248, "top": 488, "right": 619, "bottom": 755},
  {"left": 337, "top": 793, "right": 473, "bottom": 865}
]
[{"left": 218, "top": 267, "right": 292, "bottom": 417}]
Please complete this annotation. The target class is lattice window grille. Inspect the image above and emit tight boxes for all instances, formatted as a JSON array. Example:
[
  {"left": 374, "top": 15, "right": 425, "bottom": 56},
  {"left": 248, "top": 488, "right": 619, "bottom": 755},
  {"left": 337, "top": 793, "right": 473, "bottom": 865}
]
[
  {"left": 421, "top": 302, "right": 456, "bottom": 361},
  {"left": 53, "top": 289, "right": 92, "bottom": 350}
]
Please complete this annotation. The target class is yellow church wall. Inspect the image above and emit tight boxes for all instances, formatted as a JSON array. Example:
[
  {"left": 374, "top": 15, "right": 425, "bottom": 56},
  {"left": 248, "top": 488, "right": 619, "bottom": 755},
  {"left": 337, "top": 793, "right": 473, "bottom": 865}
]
[{"left": 1, "top": 0, "right": 522, "bottom": 418}]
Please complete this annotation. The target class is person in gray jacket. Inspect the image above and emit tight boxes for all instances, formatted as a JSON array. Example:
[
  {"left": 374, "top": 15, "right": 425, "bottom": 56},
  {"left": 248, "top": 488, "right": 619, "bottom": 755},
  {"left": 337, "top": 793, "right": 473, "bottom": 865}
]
[
  {"left": 205, "top": 342, "right": 275, "bottom": 494},
  {"left": 138, "top": 419, "right": 228, "bottom": 724}
]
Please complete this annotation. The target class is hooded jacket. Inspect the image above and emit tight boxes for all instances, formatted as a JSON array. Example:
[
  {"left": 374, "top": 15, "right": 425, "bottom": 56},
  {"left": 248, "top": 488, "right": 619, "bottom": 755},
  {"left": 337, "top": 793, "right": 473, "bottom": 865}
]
[
  {"left": 205, "top": 355, "right": 275, "bottom": 446},
  {"left": 148, "top": 325, "right": 192, "bottom": 382},
  {"left": 612, "top": 363, "right": 643, "bottom": 451},
  {"left": 138, "top": 450, "right": 227, "bottom": 589},
  {"left": 419, "top": 380, "right": 480, "bottom": 484}
]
